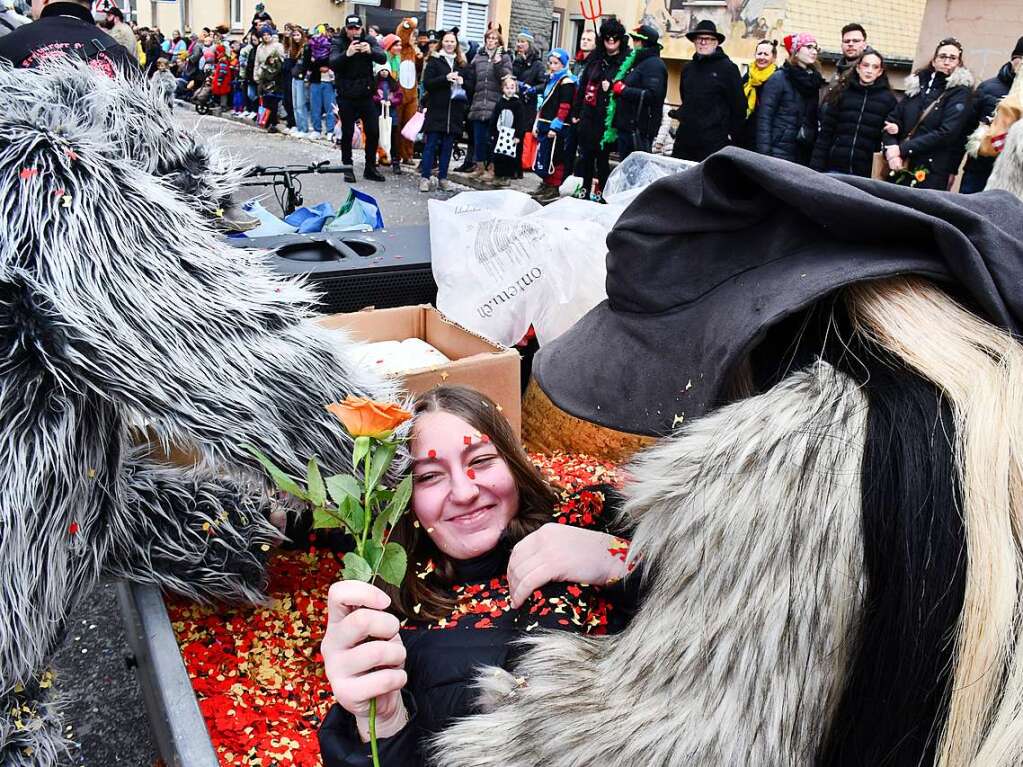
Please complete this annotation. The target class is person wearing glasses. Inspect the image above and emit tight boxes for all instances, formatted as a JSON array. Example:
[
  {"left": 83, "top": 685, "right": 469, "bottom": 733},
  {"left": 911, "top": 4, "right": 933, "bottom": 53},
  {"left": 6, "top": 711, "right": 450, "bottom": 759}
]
[
  {"left": 670, "top": 19, "right": 745, "bottom": 162},
  {"left": 882, "top": 38, "right": 975, "bottom": 190},
  {"left": 755, "top": 32, "right": 825, "bottom": 165}
]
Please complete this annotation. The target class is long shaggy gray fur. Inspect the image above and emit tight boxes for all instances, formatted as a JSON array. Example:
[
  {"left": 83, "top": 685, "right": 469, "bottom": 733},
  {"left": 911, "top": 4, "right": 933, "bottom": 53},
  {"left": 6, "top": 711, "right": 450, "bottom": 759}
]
[
  {"left": 0, "top": 60, "right": 394, "bottom": 765},
  {"left": 986, "top": 119, "right": 1023, "bottom": 200},
  {"left": 431, "top": 363, "right": 867, "bottom": 766}
]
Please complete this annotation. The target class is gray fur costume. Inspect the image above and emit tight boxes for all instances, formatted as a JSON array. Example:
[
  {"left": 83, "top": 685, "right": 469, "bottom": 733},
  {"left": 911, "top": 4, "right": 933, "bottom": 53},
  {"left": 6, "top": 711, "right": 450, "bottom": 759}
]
[{"left": 0, "top": 60, "right": 393, "bottom": 766}]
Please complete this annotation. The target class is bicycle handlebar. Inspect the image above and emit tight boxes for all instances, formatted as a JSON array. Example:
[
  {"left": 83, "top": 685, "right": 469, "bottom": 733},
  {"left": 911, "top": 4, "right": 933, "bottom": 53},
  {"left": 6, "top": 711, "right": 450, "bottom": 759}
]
[{"left": 246, "top": 161, "right": 352, "bottom": 177}]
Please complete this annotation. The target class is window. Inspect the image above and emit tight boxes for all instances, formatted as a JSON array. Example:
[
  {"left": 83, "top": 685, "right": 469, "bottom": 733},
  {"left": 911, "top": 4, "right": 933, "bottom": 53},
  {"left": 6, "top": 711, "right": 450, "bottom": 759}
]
[
  {"left": 230, "top": 0, "right": 243, "bottom": 30},
  {"left": 436, "top": 0, "right": 489, "bottom": 44},
  {"left": 550, "top": 11, "right": 561, "bottom": 50}
]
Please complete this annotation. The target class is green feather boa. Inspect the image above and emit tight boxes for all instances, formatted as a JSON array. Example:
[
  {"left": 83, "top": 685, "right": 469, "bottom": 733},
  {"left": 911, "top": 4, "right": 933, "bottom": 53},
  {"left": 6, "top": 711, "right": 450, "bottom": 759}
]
[{"left": 600, "top": 49, "right": 638, "bottom": 149}]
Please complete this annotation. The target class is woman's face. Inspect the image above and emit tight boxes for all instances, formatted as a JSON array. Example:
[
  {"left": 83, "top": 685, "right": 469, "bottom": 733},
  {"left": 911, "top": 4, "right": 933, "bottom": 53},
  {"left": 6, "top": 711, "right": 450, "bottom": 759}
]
[
  {"left": 795, "top": 42, "right": 818, "bottom": 66},
  {"left": 516, "top": 37, "right": 529, "bottom": 55},
  {"left": 291, "top": 30, "right": 302, "bottom": 42},
  {"left": 391, "top": 40, "right": 402, "bottom": 56},
  {"left": 441, "top": 33, "right": 457, "bottom": 54},
  {"left": 580, "top": 29, "right": 596, "bottom": 52},
  {"left": 411, "top": 411, "right": 519, "bottom": 561},
  {"left": 485, "top": 31, "right": 499, "bottom": 50},
  {"left": 857, "top": 53, "right": 883, "bottom": 84},
  {"left": 548, "top": 55, "right": 563, "bottom": 74},
  {"left": 932, "top": 44, "right": 961, "bottom": 76},
  {"left": 603, "top": 34, "right": 620, "bottom": 54},
  {"left": 754, "top": 43, "right": 774, "bottom": 68}
]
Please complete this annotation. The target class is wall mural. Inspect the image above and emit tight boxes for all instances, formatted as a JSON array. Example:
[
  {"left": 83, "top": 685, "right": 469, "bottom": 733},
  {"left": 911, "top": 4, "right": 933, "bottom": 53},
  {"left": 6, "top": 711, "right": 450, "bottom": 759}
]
[{"left": 640, "top": 0, "right": 787, "bottom": 62}]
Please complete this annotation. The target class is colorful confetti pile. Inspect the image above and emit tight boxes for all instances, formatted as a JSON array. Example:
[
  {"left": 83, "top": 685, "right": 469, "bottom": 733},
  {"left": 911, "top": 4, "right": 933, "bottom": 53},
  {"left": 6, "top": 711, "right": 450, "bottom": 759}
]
[{"left": 167, "top": 453, "right": 620, "bottom": 765}]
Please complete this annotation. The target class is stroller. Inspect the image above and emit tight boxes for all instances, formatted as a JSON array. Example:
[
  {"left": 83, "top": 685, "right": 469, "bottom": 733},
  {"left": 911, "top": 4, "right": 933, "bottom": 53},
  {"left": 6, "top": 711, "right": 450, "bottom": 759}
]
[{"left": 192, "top": 73, "right": 215, "bottom": 115}]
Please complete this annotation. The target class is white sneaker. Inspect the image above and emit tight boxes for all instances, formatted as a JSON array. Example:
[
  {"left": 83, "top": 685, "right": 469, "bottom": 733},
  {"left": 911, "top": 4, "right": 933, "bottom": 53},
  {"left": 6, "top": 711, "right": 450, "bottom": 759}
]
[
  {"left": 438, "top": 178, "right": 452, "bottom": 191},
  {"left": 307, "top": 131, "right": 320, "bottom": 140},
  {"left": 430, "top": 176, "right": 438, "bottom": 190},
  {"left": 419, "top": 177, "right": 431, "bottom": 192}
]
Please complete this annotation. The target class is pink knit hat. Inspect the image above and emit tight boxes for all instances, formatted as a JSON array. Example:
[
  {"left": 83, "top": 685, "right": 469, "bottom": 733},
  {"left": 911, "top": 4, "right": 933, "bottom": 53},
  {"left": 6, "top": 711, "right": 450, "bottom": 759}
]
[{"left": 783, "top": 32, "right": 818, "bottom": 55}]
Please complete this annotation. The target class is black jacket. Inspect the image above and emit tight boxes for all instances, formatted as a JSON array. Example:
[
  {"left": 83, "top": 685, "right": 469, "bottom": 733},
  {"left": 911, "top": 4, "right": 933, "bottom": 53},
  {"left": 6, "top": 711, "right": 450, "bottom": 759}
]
[
  {"left": 756, "top": 62, "right": 825, "bottom": 165},
  {"left": 512, "top": 48, "right": 546, "bottom": 125},
  {"left": 329, "top": 31, "right": 386, "bottom": 101},
  {"left": 421, "top": 52, "right": 469, "bottom": 134},
  {"left": 882, "top": 66, "right": 975, "bottom": 179},
  {"left": 0, "top": 1, "right": 136, "bottom": 72},
  {"left": 611, "top": 46, "right": 667, "bottom": 139},
  {"left": 671, "top": 47, "right": 745, "bottom": 161},
  {"left": 962, "top": 61, "right": 1015, "bottom": 183},
  {"left": 489, "top": 94, "right": 528, "bottom": 143},
  {"left": 318, "top": 488, "right": 637, "bottom": 767},
  {"left": 572, "top": 47, "right": 628, "bottom": 150},
  {"left": 811, "top": 73, "right": 898, "bottom": 177}
]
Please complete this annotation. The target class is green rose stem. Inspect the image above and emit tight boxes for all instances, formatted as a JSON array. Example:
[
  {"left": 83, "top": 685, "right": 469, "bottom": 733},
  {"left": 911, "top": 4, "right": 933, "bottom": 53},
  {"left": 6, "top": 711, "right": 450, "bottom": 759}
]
[{"left": 245, "top": 425, "right": 412, "bottom": 767}]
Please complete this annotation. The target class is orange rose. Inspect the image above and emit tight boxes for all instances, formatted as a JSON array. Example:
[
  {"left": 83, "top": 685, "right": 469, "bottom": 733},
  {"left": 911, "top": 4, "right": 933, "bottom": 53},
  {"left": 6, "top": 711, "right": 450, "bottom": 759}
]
[
  {"left": 914, "top": 170, "right": 927, "bottom": 182},
  {"left": 326, "top": 397, "right": 412, "bottom": 439}
]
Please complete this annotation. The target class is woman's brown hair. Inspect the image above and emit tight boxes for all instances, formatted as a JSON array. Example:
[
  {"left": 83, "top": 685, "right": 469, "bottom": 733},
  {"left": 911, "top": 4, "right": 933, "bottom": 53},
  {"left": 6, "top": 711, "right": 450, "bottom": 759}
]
[
  {"left": 286, "top": 28, "right": 307, "bottom": 59},
  {"left": 382, "top": 385, "right": 560, "bottom": 622}
]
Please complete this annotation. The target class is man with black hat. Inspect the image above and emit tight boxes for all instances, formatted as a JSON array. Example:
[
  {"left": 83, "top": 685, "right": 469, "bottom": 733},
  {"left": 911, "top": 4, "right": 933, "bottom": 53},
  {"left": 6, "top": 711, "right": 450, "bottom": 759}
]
[
  {"left": 961, "top": 35, "right": 1023, "bottom": 193},
  {"left": 606, "top": 23, "right": 667, "bottom": 158},
  {"left": 0, "top": 0, "right": 135, "bottom": 70},
  {"left": 670, "top": 19, "right": 745, "bottom": 162},
  {"left": 330, "top": 13, "right": 388, "bottom": 183}
]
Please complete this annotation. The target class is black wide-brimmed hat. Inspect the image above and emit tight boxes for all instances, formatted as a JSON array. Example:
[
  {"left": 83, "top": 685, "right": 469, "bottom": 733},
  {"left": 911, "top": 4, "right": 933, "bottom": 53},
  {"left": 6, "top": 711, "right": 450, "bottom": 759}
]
[
  {"left": 686, "top": 19, "right": 725, "bottom": 43},
  {"left": 531, "top": 147, "right": 1023, "bottom": 437}
]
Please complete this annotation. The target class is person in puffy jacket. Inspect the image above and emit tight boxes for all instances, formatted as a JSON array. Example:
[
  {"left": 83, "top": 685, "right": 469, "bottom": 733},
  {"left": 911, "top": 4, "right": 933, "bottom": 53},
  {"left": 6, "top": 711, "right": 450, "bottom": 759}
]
[
  {"left": 464, "top": 26, "right": 512, "bottom": 179},
  {"left": 737, "top": 39, "right": 777, "bottom": 150},
  {"left": 960, "top": 37, "right": 1021, "bottom": 193},
  {"left": 811, "top": 48, "right": 896, "bottom": 177},
  {"left": 883, "top": 37, "right": 975, "bottom": 191},
  {"left": 572, "top": 18, "right": 629, "bottom": 201},
  {"left": 756, "top": 32, "right": 825, "bottom": 165},
  {"left": 670, "top": 19, "right": 745, "bottom": 161},
  {"left": 210, "top": 43, "right": 233, "bottom": 113},
  {"left": 608, "top": 24, "right": 667, "bottom": 159},
  {"left": 419, "top": 29, "right": 469, "bottom": 193},
  {"left": 531, "top": 47, "right": 577, "bottom": 202},
  {"left": 317, "top": 387, "right": 636, "bottom": 767}
]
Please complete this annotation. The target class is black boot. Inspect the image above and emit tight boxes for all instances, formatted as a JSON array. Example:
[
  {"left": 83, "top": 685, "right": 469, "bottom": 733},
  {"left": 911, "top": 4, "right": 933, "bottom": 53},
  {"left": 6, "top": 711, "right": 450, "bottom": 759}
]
[
  {"left": 455, "top": 159, "right": 476, "bottom": 174},
  {"left": 364, "top": 165, "right": 386, "bottom": 182},
  {"left": 342, "top": 161, "right": 357, "bottom": 184},
  {"left": 392, "top": 161, "right": 402, "bottom": 175}
]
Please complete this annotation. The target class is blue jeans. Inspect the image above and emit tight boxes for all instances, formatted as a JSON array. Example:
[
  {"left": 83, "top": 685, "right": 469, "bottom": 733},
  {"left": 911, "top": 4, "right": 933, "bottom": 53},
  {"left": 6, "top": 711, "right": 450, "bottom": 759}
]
[
  {"left": 309, "top": 82, "right": 336, "bottom": 134},
  {"left": 291, "top": 79, "right": 310, "bottom": 133},
  {"left": 422, "top": 132, "right": 455, "bottom": 179},
  {"left": 471, "top": 119, "right": 491, "bottom": 164}
]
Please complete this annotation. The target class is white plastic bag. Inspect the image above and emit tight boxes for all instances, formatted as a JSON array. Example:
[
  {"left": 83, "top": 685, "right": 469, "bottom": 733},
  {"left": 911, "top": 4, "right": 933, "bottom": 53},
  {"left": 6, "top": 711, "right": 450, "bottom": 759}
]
[
  {"left": 429, "top": 190, "right": 611, "bottom": 347},
  {"left": 603, "top": 151, "right": 697, "bottom": 205}
]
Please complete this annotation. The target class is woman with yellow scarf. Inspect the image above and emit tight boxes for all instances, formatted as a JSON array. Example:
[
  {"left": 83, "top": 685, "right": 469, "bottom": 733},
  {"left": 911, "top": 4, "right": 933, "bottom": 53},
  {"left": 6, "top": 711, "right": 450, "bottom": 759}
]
[{"left": 738, "top": 39, "right": 777, "bottom": 148}]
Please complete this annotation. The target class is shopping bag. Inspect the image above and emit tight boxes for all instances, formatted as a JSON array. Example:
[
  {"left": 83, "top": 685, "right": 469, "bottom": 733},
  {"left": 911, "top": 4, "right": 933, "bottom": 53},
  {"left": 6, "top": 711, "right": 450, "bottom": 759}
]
[
  {"left": 870, "top": 151, "right": 889, "bottom": 180},
  {"left": 257, "top": 98, "right": 270, "bottom": 127},
  {"left": 521, "top": 131, "right": 539, "bottom": 171},
  {"left": 379, "top": 102, "right": 393, "bottom": 157},
  {"left": 325, "top": 189, "right": 385, "bottom": 232},
  {"left": 401, "top": 109, "right": 425, "bottom": 142},
  {"left": 494, "top": 125, "right": 517, "bottom": 158},
  {"left": 532, "top": 134, "right": 557, "bottom": 178},
  {"left": 284, "top": 202, "right": 335, "bottom": 233},
  {"left": 238, "top": 198, "right": 298, "bottom": 238}
]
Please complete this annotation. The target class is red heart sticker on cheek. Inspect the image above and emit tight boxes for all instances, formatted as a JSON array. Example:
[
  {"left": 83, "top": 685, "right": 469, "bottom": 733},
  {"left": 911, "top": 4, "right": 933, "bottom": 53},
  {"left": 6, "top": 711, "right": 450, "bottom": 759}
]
[{"left": 466, "top": 468, "right": 476, "bottom": 480}]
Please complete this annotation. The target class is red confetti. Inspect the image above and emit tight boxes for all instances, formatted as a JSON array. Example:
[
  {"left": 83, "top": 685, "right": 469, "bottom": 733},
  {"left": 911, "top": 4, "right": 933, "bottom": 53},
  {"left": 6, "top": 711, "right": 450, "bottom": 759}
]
[
  {"left": 19, "top": 168, "right": 37, "bottom": 181},
  {"left": 463, "top": 435, "right": 471, "bottom": 445},
  {"left": 68, "top": 521, "right": 79, "bottom": 535},
  {"left": 427, "top": 450, "right": 436, "bottom": 459},
  {"left": 466, "top": 468, "right": 476, "bottom": 480}
]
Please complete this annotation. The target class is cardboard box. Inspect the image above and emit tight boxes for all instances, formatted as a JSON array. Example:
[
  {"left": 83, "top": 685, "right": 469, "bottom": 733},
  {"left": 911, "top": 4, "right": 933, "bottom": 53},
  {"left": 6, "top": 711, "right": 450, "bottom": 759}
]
[{"left": 320, "top": 305, "right": 522, "bottom": 436}]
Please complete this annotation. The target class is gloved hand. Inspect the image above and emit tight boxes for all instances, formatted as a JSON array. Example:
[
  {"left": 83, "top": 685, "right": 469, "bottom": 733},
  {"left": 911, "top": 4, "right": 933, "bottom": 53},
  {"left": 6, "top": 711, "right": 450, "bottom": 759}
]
[{"left": 611, "top": 81, "right": 625, "bottom": 96}]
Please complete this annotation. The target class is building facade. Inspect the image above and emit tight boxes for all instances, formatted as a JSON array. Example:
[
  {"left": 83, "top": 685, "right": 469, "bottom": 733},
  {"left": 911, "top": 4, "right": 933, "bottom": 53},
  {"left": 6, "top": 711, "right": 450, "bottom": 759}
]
[{"left": 915, "top": 0, "right": 1023, "bottom": 81}]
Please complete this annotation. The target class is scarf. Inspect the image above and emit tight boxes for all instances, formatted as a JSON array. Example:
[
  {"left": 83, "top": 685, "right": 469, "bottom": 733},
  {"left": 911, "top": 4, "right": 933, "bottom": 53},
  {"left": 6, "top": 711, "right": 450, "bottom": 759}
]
[
  {"left": 786, "top": 62, "right": 825, "bottom": 96},
  {"left": 387, "top": 51, "right": 400, "bottom": 76},
  {"left": 541, "top": 65, "right": 574, "bottom": 101},
  {"left": 600, "top": 48, "right": 638, "bottom": 149},
  {"left": 744, "top": 62, "right": 776, "bottom": 117}
]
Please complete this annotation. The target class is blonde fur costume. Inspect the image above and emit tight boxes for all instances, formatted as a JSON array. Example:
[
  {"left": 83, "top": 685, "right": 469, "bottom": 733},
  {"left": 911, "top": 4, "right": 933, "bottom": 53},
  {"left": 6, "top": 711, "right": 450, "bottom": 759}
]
[{"left": 0, "top": 60, "right": 393, "bottom": 766}]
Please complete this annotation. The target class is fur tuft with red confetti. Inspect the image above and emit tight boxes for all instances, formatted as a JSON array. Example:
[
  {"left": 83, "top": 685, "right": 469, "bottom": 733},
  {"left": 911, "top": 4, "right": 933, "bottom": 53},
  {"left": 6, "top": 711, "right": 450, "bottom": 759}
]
[{"left": 168, "top": 453, "right": 618, "bottom": 765}]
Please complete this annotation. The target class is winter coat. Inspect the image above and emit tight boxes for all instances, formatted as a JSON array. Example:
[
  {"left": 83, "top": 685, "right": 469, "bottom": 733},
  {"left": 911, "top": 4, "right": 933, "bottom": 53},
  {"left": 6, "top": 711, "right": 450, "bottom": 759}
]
[
  {"left": 421, "top": 52, "right": 469, "bottom": 135},
  {"left": 0, "top": 1, "right": 136, "bottom": 72},
  {"left": 756, "top": 62, "right": 826, "bottom": 165},
  {"left": 302, "top": 38, "right": 332, "bottom": 85},
  {"left": 882, "top": 66, "right": 975, "bottom": 180},
  {"left": 466, "top": 47, "right": 512, "bottom": 122},
  {"left": 238, "top": 43, "right": 253, "bottom": 82},
  {"left": 611, "top": 46, "right": 668, "bottom": 140},
  {"left": 513, "top": 47, "right": 546, "bottom": 125},
  {"left": 490, "top": 94, "right": 528, "bottom": 141},
  {"left": 329, "top": 31, "right": 387, "bottom": 101},
  {"left": 810, "top": 73, "right": 897, "bottom": 177},
  {"left": 671, "top": 47, "right": 745, "bottom": 161},
  {"left": 255, "top": 41, "right": 285, "bottom": 95},
  {"left": 317, "top": 488, "right": 636, "bottom": 767},
  {"left": 211, "top": 58, "right": 233, "bottom": 96},
  {"left": 962, "top": 61, "right": 1016, "bottom": 183},
  {"left": 572, "top": 47, "right": 628, "bottom": 151}
]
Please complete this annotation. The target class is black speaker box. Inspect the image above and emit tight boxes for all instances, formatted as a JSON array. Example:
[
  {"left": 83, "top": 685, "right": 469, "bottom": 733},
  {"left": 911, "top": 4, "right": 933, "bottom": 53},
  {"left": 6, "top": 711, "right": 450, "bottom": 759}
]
[{"left": 228, "top": 226, "right": 437, "bottom": 314}]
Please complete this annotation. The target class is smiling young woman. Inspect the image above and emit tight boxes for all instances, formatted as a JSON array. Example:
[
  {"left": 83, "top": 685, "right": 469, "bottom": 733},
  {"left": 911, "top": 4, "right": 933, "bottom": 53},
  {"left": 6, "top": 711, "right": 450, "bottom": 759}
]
[{"left": 318, "top": 386, "right": 637, "bottom": 767}]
